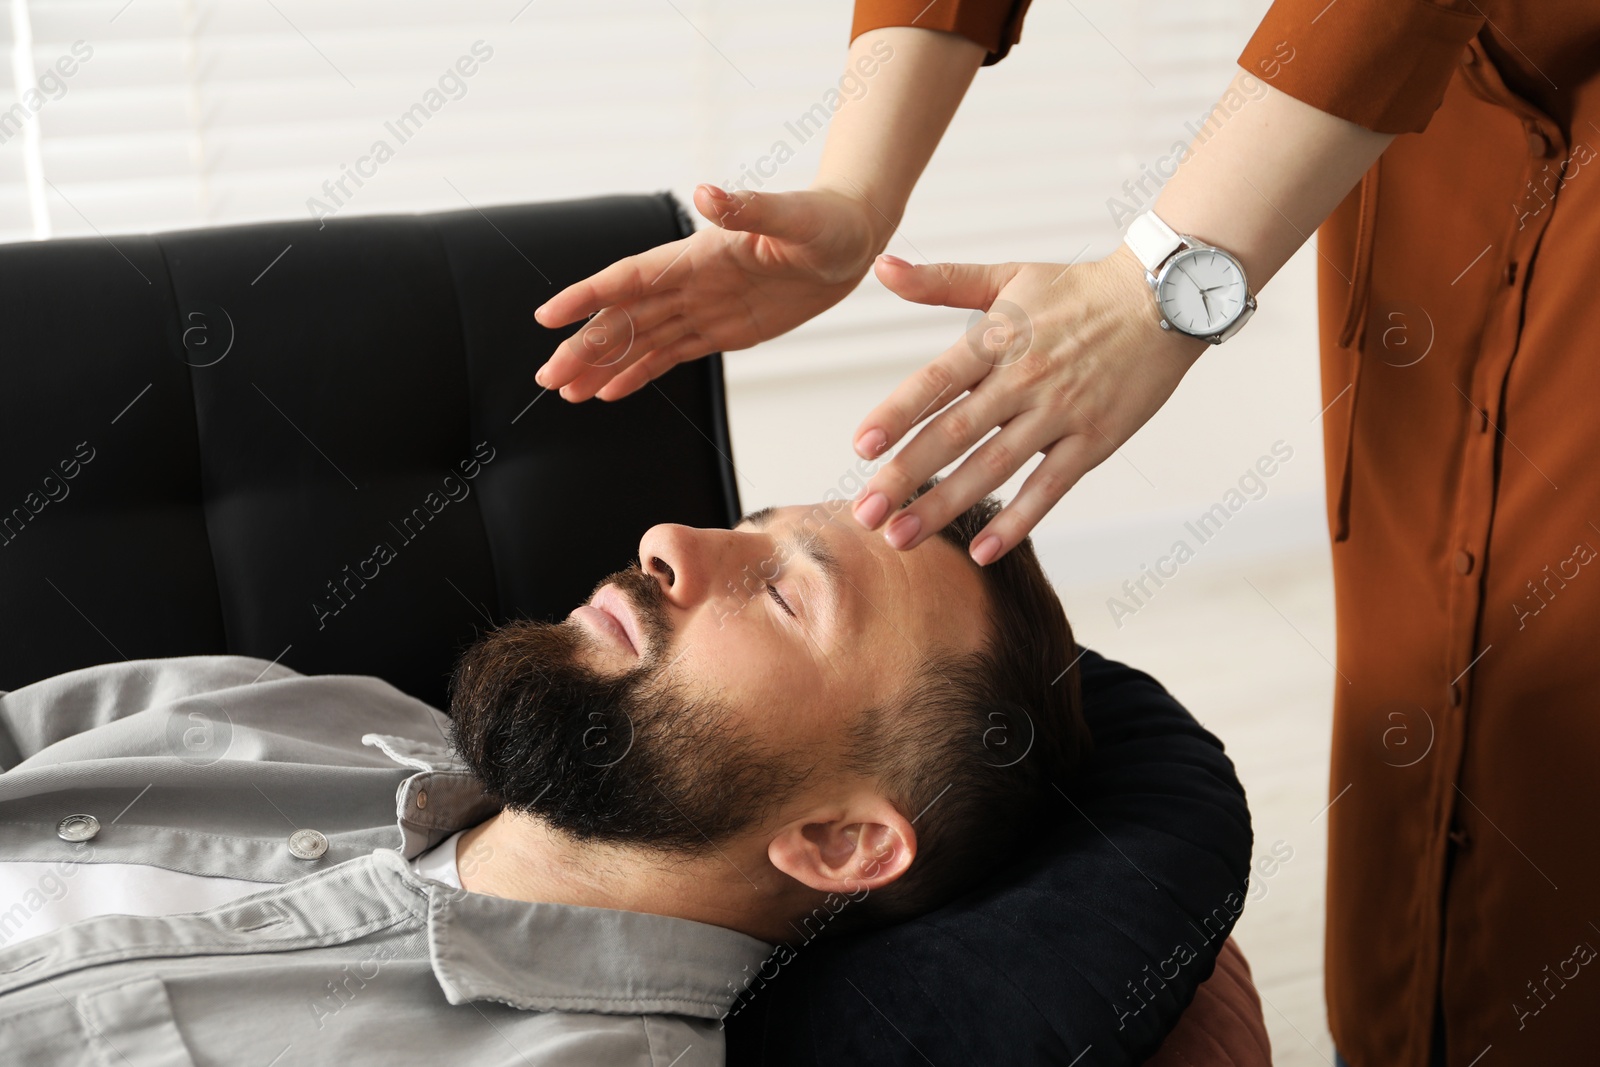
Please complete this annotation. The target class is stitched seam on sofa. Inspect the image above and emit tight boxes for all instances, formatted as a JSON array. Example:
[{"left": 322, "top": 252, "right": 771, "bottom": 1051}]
[
  {"left": 154, "top": 235, "right": 233, "bottom": 653},
  {"left": 421, "top": 210, "right": 502, "bottom": 629},
  {"left": 1195, "top": 966, "right": 1262, "bottom": 1054}
]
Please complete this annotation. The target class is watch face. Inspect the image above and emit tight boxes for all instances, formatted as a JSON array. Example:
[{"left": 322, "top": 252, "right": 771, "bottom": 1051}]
[{"left": 1155, "top": 247, "right": 1248, "bottom": 337}]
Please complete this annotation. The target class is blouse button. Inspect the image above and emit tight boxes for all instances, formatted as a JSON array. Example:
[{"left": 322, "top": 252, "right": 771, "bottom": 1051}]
[
  {"left": 416, "top": 790, "right": 428, "bottom": 810},
  {"left": 1455, "top": 550, "right": 1475, "bottom": 576},
  {"left": 57, "top": 813, "right": 100, "bottom": 843},
  {"left": 1526, "top": 128, "right": 1551, "bottom": 157},
  {"left": 288, "top": 829, "right": 329, "bottom": 860}
]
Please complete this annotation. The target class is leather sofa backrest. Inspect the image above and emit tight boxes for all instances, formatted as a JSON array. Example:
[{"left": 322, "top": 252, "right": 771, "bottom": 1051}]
[{"left": 0, "top": 194, "right": 739, "bottom": 709}]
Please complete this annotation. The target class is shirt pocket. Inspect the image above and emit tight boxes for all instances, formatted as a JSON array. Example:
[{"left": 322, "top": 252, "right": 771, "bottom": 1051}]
[{"left": 1, "top": 975, "right": 199, "bottom": 1066}]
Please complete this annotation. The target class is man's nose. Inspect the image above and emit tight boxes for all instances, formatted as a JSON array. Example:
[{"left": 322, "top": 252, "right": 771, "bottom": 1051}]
[{"left": 638, "top": 523, "right": 758, "bottom": 609}]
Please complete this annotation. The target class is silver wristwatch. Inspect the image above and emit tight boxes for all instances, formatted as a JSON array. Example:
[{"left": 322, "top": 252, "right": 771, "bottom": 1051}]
[{"left": 1123, "top": 210, "right": 1256, "bottom": 344}]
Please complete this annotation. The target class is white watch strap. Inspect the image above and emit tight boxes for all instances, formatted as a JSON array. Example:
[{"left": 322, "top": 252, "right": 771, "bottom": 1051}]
[{"left": 1124, "top": 210, "right": 1183, "bottom": 273}]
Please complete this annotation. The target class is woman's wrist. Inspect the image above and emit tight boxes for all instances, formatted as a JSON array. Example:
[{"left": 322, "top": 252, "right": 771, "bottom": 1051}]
[
  {"left": 1097, "top": 242, "right": 1211, "bottom": 364},
  {"left": 806, "top": 25, "right": 985, "bottom": 261},
  {"left": 809, "top": 175, "right": 903, "bottom": 259}
]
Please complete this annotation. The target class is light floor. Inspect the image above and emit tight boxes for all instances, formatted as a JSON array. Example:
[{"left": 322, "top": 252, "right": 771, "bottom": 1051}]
[{"left": 1051, "top": 544, "right": 1340, "bottom": 1066}]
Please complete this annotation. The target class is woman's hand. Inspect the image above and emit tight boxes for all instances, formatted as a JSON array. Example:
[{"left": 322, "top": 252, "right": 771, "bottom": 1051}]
[
  {"left": 532, "top": 183, "right": 890, "bottom": 402},
  {"left": 849, "top": 246, "right": 1210, "bottom": 565}
]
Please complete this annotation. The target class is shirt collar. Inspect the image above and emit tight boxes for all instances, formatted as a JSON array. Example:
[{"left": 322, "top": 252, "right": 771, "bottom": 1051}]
[
  {"left": 361, "top": 731, "right": 775, "bottom": 1019},
  {"left": 362, "top": 730, "right": 501, "bottom": 857}
]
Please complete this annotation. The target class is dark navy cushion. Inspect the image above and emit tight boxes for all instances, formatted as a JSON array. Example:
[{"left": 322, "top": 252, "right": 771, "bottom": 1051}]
[{"left": 724, "top": 648, "right": 1253, "bottom": 1066}]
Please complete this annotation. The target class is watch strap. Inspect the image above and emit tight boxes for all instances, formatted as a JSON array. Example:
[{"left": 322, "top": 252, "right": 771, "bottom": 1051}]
[{"left": 1124, "top": 210, "right": 1184, "bottom": 273}]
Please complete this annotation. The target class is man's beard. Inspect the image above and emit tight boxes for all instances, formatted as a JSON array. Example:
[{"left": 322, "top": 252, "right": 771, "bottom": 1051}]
[{"left": 447, "top": 565, "right": 810, "bottom": 852}]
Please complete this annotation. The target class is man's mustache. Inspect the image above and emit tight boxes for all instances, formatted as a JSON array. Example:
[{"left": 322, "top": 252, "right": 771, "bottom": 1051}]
[{"left": 586, "top": 565, "right": 671, "bottom": 661}]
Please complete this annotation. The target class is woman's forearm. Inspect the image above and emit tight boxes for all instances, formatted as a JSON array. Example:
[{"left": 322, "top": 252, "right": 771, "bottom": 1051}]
[
  {"left": 1152, "top": 69, "right": 1395, "bottom": 290},
  {"left": 811, "top": 26, "right": 987, "bottom": 245}
]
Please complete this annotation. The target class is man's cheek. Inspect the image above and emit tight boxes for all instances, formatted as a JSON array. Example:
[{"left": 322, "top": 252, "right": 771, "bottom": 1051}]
[{"left": 706, "top": 633, "right": 811, "bottom": 731}]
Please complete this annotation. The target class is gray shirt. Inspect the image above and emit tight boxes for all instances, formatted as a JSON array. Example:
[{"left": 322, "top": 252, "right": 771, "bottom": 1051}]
[{"left": 0, "top": 655, "right": 773, "bottom": 1066}]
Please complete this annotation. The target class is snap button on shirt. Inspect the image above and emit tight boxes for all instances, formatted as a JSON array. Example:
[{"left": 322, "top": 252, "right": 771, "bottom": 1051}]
[
  {"left": 57, "top": 813, "right": 100, "bottom": 842},
  {"left": 288, "top": 828, "right": 328, "bottom": 859}
]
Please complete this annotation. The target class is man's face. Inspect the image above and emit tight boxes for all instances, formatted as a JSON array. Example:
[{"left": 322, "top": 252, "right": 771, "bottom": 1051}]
[{"left": 448, "top": 499, "right": 990, "bottom": 850}]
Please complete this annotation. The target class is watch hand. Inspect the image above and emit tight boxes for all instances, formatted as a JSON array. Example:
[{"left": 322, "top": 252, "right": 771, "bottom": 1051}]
[{"left": 1198, "top": 288, "right": 1213, "bottom": 322}]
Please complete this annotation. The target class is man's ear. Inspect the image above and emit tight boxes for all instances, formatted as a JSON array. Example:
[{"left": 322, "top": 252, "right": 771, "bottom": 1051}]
[{"left": 766, "top": 792, "right": 916, "bottom": 896}]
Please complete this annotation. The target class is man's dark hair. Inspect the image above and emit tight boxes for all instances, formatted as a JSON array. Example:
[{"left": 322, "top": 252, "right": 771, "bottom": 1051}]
[{"left": 831, "top": 477, "right": 1090, "bottom": 932}]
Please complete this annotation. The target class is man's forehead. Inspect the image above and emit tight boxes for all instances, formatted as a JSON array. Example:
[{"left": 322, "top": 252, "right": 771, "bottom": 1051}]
[{"left": 735, "top": 499, "right": 850, "bottom": 531}]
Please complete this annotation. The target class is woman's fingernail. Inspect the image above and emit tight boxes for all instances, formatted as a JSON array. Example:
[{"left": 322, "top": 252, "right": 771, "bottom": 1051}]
[
  {"left": 878, "top": 253, "right": 912, "bottom": 268},
  {"left": 885, "top": 512, "right": 921, "bottom": 549},
  {"left": 970, "top": 535, "right": 1000, "bottom": 566},
  {"left": 855, "top": 428, "right": 887, "bottom": 458},
  {"left": 702, "top": 184, "right": 732, "bottom": 201},
  {"left": 853, "top": 492, "right": 889, "bottom": 529}
]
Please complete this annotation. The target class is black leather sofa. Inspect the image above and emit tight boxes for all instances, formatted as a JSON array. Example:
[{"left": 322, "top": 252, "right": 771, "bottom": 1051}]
[{"left": 0, "top": 193, "right": 1252, "bottom": 1064}]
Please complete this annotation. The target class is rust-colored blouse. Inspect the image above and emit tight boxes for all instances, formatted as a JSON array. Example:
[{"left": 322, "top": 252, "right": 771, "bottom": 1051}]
[
  {"left": 851, "top": 2, "right": 1600, "bottom": 1065},
  {"left": 851, "top": 0, "right": 1033, "bottom": 65}
]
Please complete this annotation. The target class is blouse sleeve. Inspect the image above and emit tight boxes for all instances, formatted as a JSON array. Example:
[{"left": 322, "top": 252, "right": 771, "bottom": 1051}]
[
  {"left": 850, "top": 0, "right": 1034, "bottom": 66},
  {"left": 1236, "top": 0, "right": 1485, "bottom": 133}
]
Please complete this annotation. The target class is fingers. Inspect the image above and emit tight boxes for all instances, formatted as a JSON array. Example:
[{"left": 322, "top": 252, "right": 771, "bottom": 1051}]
[
  {"left": 533, "top": 235, "right": 692, "bottom": 332},
  {"left": 535, "top": 277, "right": 694, "bottom": 392},
  {"left": 853, "top": 376, "right": 1022, "bottom": 539},
  {"left": 873, "top": 256, "right": 1018, "bottom": 311},
  {"left": 869, "top": 408, "right": 1063, "bottom": 554},
  {"left": 851, "top": 348, "right": 985, "bottom": 470},
  {"left": 694, "top": 184, "right": 818, "bottom": 243},
  {"left": 847, "top": 351, "right": 999, "bottom": 534},
  {"left": 554, "top": 315, "right": 694, "bottom": 402},
  {"left": 536, "top": 283, "right": 689, "bottom": 391},
  {"left": 537, "top": 305, "right": 645, "bottom": 393},
  {"left": 851, "top": 332, "right": 992, "bottom": 468},
  {"left": 594, "top": 332, "right": 708, "bottom": 401},
  {"left": 964, "top": 434, "right": 1104, "bottom": 565}
]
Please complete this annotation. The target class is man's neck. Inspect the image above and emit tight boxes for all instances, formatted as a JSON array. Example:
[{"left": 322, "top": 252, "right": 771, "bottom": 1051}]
[{"left": 453, "top": 809, "right": 796, "bottom": 943}]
